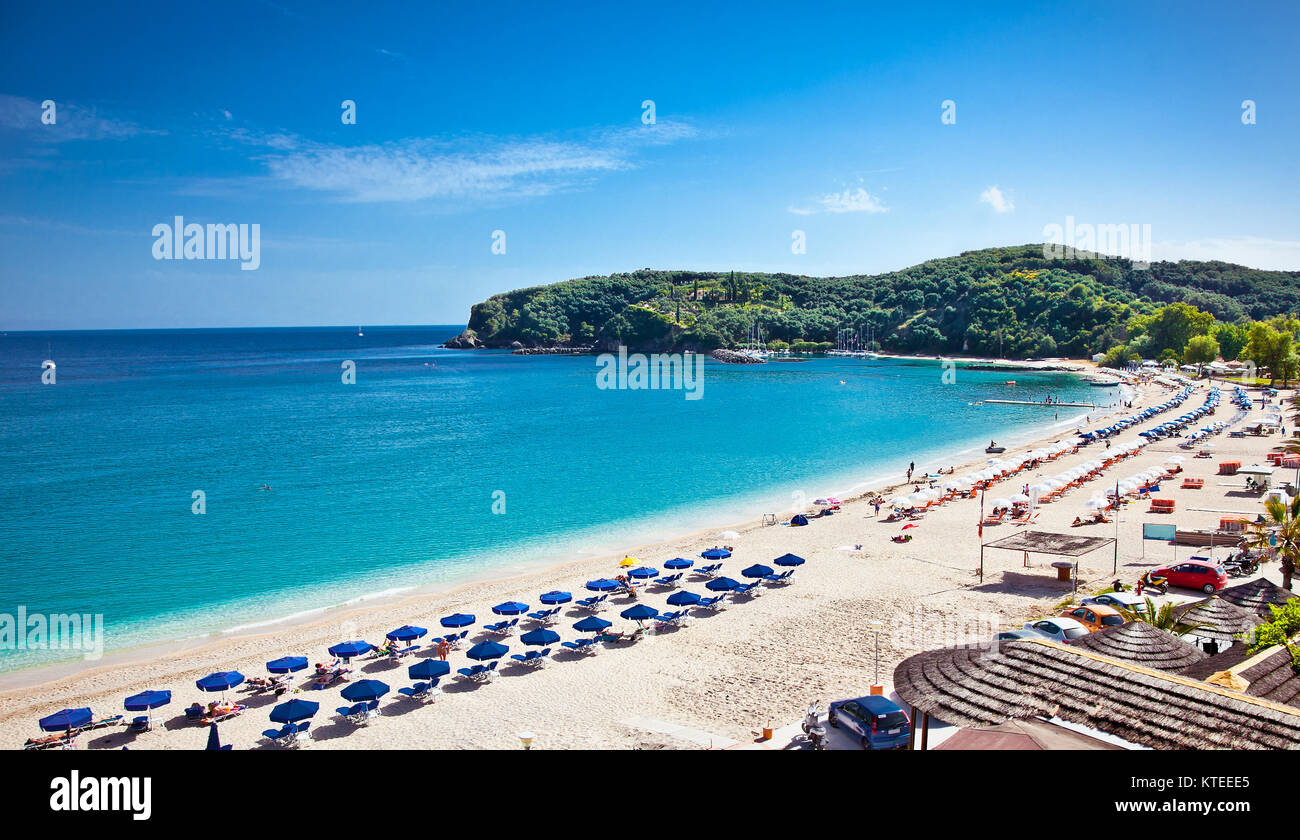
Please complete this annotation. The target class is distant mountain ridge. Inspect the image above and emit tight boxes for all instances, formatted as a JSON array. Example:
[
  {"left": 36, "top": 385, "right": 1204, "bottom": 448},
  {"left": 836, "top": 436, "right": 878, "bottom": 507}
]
[{"left": 457, "top": 244, "right": 1300, "bottom": 358}]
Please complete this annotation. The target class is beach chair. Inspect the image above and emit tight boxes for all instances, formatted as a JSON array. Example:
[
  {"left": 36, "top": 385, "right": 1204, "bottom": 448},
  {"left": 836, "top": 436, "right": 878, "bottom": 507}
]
[
  {"left": 24, "top": 732, "right": 75, "bottom": 751},
  {"left": 128, "top": 715, "right": 151, "bottom": 733},
  {"left": 695, "top": 595, "right": 726, "bottom": 613},
  {"left": 184, "top": 704, "right": 205, "bottom": 724},
  {"left": 654, "top": 611, "right": 688, "bottom": 630},
  {"left": 203, "top": 705, "right": 247, "bottom": 725},
  {"left": 763, "top": 570, "right": 795, "bottom": 585},
  {"left": 398, "top": 678, "right": 441, "bottom": 701},
  {"left": 652, "top": 573, "right": 683, "bottom": 588},
  {"left": 561, "top": 638, "right": 602, "bottom": 655},
  {"left": 732, "top": 582, "right": 762, "bottom": 597},
  {"left": 694, "top": 563, "right": 722, "bottom": 578},
  {"left": 83, "top": 714, "right": 123, "bottom": 731},
  {"left": 456, "top": 665, "right": 486, "bottom": 682},
  {"left": 527, "top": 607, "right": 558, "bottom": 624},
  {"left": 484, "top": 618, "right": 519, "bottom": 636}
]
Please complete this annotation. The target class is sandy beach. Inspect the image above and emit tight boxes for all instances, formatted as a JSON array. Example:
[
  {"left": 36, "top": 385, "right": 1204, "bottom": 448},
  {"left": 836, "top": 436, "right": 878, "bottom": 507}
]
[{"left": 3, "top": 370, "right": 1291, "bottom": 751}]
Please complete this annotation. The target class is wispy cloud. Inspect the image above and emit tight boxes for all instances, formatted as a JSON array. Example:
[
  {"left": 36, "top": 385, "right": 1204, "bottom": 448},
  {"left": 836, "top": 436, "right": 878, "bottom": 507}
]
[
  {"left": 979, "top": 185, "right": 1014, "bottom": 213},
  {"left": 253, "top": 121, "right": 697, "bottom": 204},
  {"left": 0, "top": 93, "right": 156, "bottom": 141},
  {"left": 1152, "top": 237, "right": 1300, "bottom": 271},
  {"left": 789, "top": 186, "right": 888, "bottom": 216}
]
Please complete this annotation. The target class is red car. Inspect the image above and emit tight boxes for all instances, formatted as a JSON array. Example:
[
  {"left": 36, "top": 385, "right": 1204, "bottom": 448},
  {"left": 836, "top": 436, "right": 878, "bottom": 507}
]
[{"left": 1151, "top": 560, "right": 1228, "bottom": 594}]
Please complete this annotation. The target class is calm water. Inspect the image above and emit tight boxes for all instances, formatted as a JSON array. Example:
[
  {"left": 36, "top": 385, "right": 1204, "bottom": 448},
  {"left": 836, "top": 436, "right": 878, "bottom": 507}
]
[{"left": 0, "top": 326, "right": 1100, "bottom": 672}]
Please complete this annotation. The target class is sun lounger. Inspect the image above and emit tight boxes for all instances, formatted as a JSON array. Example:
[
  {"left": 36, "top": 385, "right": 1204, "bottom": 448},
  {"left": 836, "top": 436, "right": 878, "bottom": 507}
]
[
  {"left": 456, "top": 664, "right": 486, "bottom": 681},
  {"left": 695, "top": 595, "right": 726, "bottom": 612},
  {"left": 652, "top": 573, "right": 683, "bottom": 588},
  {"left": 24, "top": 732, "right": 75, "bottom": 751},
  {"left": 262, "top": 721, "right": 313, "bottom": 748},
  {"left": 398, "top": 678, "right": 442, "bottom": 701},
  {"left": 654, "top": 611, "right": 688, "bottom": 630},
  {"left": 483, "top": 618, "right": 519, "bottom": 636},
  {"left": 510, "top": 648, "right": 551, "bottom": 667},
  {"left": 1181, "top": 477, "right": 1205, "bottom": 489},
  {"left": 763, "top": 570, "right": 795, "bottom": 585},
  {"left": 335, "top": 700, "right": 380, "bottom": 725},
  {"left": 202, "top": 705, "right": 247, "bottom": 725},
  {"left": 128, "top": 715, "right": 151, "bottom": 733},
  {"left": 694, "top": 563, "right": 722, "bottom": 577},
  {"left": 527, "top": 607, "right": 560, "bottom": 624},
  {"left": 561, "top": 637, "right": 602, "bottom": 654},
  {"left": 732, "top": 582, "right": 762, "bottom": 596},
  {"left": 575, "top": 594, "right": 609, "bottom": 612}
]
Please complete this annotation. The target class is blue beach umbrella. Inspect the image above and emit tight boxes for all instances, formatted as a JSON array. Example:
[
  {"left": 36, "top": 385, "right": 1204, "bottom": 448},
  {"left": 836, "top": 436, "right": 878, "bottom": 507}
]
[
  {"left": 385, "top": 625, "right": 427, "bottom": 642},
  {"left": 408, "top": 660, "right": 451, "bottom": 681},
  {"left": 196, "top": 671, "right": 245, "bottom": 694},
  {"left": 627, "top": 567, "right": 658, "bottom": 579},
  {"left": 269, "top": 699, "right": 319, "bottom": 724},
  {"left": 741, "top": 564, "right": 774, "bottom": 579},
  {"left": 39, "top": 707, "right": 92, "bottom": 733},
  {"left": 772, "top": 553, "right": 806, "bottom": 567},
  {"left": 341, "top": 680, "right": 390, "bottom": 703},
  {"left": 620, "top": 604, "right": 659, "bottom": 621},
  {"left": 585, "top": 578, "right": 621, "bottom": 592},
  {"left": 701, "top": 548, "right": 731, "bottom": 560},
  {"left": 466, "top": 640, "right": 509, "bottom": 661},
  {"left": 706, "top": 577, "right": 740, "bottom": 592},
  {"left": 573, "top": 616, "right": 612, "bottom": 634},
  {"left": 328, "top": 641, "right": 374, "bottom": 660},
  {"left": 539, "top": 590, "right": 572, "bottom": 605},
  {"left": 266, "top": 656, "right": 309, "bottom": 674},
  {"left": 666, "top": 591, "right": 701, "bottom": 607},
  {"left": 440, "top": 613, "right": 476, "bottom": 628},
  {"left": 664, "top": 557, "right": 694, "bottom": 570},
  {"left": 123, "top": 690, "right": 172, "bottom": 712},
  {"left": 492, "top": 601, "right": 530, "bottom": 616},
  {"left": 520, "top": 627, "right": 561, "bottom": 647},
  {"left": 205, "top": 723, "right": 231, "bottom": 751}
]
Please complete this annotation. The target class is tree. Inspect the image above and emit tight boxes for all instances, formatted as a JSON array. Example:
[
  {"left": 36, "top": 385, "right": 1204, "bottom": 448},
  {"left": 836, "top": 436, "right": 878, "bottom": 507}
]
[
  {"left": 1243, "top": 495, "right": 1299, "bottom": 591},
  {"left": 1183, "top": 334, "right": 1220, "bottom": 374},
  {"left": 1118, "top": 597, "right": 1202, "bottom": 637}
]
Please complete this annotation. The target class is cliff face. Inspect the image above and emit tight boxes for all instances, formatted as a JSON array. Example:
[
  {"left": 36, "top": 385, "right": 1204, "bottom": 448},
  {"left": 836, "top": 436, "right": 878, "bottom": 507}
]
[{"left": 451, "top": 246, "right": 1300, "bottom": 358}]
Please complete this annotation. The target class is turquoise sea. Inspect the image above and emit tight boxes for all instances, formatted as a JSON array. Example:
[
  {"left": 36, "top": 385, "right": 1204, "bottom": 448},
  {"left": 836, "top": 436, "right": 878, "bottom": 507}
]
[{"left": 0, "top": 326, "right": 1102, "bottom": 673}]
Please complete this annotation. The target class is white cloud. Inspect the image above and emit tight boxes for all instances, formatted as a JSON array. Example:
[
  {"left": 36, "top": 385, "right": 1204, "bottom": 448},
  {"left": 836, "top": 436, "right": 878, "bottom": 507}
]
[
  {"left": 979, "top": 185, "right": 1014, "bottom": 213},
  {"left": 254, "top": 121, "right": 697, "bottom": 204},
  {"left": 789, "top": 187, "right": 888, "bottom": 216},
  {"left": 0, "top": 93, "right": 154, "bottom": 140}
]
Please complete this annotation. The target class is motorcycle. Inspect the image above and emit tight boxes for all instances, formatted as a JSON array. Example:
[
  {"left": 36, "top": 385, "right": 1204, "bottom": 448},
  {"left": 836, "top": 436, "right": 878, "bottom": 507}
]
[
  {"left": 802, "top": 701, "right": 828, "bottom": 750},
  {"left": 1137, "top": 573, "right": 1168, "bottom": 596}
]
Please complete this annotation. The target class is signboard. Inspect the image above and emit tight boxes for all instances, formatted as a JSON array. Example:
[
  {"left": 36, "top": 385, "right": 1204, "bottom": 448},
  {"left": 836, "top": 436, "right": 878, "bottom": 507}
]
[{"left": 1142, "top": 523, "right": 1176, "bottom": 541}]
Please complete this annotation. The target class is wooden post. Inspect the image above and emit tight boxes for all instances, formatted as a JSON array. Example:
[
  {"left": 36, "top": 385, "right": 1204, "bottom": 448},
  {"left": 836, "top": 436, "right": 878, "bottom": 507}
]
[
  {"left": 979, "top": 545, "right": 984, "bottom": 583},
  {"left": 908, "top": 707, "right": 918, "bottom": 751},
  {"left": 920, "top": 713, "right": 930, "bottom": 750}
]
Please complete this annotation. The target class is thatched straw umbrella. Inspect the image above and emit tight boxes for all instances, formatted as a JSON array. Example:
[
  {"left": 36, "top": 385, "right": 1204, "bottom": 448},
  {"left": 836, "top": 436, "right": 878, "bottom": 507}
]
[
  {"left": 1173, "top": 596, "right": 1263, "bottom": 642},
  {"left": 1069, "top": 621, "right": 1208, "bottom": 674},
  {"left": 1216, "top": 578, "right": 1297, "bottom": 619},
  {"left": 892, "top": 638, "right": 1300, "bottom": 749}
]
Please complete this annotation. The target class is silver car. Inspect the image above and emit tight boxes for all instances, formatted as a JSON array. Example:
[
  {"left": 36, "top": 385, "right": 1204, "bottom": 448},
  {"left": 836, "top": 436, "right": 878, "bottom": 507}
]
[{"left": 1022, "top": 617, "right": 1089, "bottom": 642}]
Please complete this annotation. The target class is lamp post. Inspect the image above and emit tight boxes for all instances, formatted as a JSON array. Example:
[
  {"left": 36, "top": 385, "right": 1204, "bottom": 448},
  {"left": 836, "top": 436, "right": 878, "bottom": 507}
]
[{"left": 870, "top": 620, "right": 883, "bottom": 689}]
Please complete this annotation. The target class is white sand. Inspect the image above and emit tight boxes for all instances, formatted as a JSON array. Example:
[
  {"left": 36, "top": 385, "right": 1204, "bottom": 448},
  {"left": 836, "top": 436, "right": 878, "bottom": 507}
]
[{"left": 3, "top": 374, "right": 1290, "bottom": 750}]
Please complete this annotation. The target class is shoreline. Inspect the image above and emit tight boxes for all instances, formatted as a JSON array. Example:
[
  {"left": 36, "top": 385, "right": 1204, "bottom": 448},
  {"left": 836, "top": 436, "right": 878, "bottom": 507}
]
[{"left": 0, "top": 363, "right": 1123, "bottom": 696}]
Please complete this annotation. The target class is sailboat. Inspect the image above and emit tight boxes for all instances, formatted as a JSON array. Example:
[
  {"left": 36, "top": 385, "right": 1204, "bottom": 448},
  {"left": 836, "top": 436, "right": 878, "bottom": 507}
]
[{"left": 357, "top": 326, "right": 364, "bottom": 337}]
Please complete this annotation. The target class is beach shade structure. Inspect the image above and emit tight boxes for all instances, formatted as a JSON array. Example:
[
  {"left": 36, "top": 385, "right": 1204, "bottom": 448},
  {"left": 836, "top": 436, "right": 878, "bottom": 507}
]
[
  {"left": 1173, "top": 597, "right": 1263, "bottom": 642},
  {"left": 440, "top": 613, "right": 476, "bottom": 629},
  {"left": 741, "top": 564, "right": 774, "bottom": 579},
  {"left": 585, "top": 578, "right": 621, "bottom": 593},
  {"left": 408, "top": 659, "right": 451, "bottom": 681},
  {"left": 573, "top": 616, "right": 612, "bottom": 634},
  {"left": 520, "top": 627, "right": 561, "bottom": 647},
  {"left": 706, "top": 577, "right": 741, "bottom": 592},
  {"left": 539, "top": 590, "right": 572, "bottom": 605},
  {"left": 790, "top": 514, "right": 809, "bottom": 526},
  {"left": 492, "top": 601, "right": 530, "bottom": 616},
  {"left": 385, "top": 625, "right": 428, "bottom": 643},
  {"left": 627, "top": 566, "right": 659, "bottom": 579},
  {"left": 266, "top": 656, "right": 309, "bottom": 674},
  {"left": 1069, "top": 622, "right": 1208, "bottom": 675},
  {"left": 328, "top": 641, "right": 374, "bottom": 661},
  {"left": 620, "top": 604, "right": 659, "bottom": 621},
  {"left": 772, "top": 553, "right": 806, "bottom": 567},
  {"left": 269, "top": 698, "right": 320, "bottom": 725},
  {"left": 196, "top": 671, "right": 245, "bottom": 697},
  {"left": 666, "top": 591, "right": 702, "bottom": 608},
  {"left": 664, "top": 557, "right": 694, "bottom": 570},
  {"left": 619, "top": 556, "right": 639, "bottom": 567},
  {"left": 1217, "top": 578, "right": 1297, "bottom": 619},
  {"left": 701, "top": 548, "right": 731, "bottom": 560},
  {"left": 466, "top": 640, "right": 509, "bottom": 661},
  {"left": 205, "top": 723, "right": 231, "bottom": 751},
  {"left": 124, "top": 690, "right": 172, "bottom": 712},
  {"left": 340, "top": 679, "right": 390, "bottom": 703},
  {"left": 39, "top": 707, "right": 92, "bottom": 734}
]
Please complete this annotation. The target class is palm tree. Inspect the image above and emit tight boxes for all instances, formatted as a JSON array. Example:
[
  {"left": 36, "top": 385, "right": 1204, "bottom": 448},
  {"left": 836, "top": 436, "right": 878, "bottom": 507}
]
[
  {"left": 1119, "top": 597, "right": 1203, "bottom": 636},
  {"left": 1243, "top": 496, "right": 1299, "bottom": 591}
]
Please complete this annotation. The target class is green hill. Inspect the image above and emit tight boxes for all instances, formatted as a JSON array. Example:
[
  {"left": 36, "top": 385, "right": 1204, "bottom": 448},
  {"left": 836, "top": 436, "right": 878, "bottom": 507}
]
[{"left": 460, "top": 244, "right": 1300, "bottom": 360}]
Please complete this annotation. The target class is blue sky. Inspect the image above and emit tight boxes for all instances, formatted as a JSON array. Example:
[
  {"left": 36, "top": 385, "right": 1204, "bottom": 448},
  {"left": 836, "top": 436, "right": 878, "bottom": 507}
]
[{"left": 2, "top": 0, "right": 1298, "bottom": 329}]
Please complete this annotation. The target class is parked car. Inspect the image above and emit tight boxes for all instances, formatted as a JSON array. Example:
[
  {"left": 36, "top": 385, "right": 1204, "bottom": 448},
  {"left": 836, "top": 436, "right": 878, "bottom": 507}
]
[
  {"left": 1082, "top": 591, "right": 1148, "bottom": 614},
  {"left": 827, "top": 695, "right": 911, "bottom": 750},
  {"left": 1059, "top": 604, "right": 1125, "bottom": 632},
  {"left": 994, "top": 628, "right": 1055, "bottom": 642},
  {"left": 1151, "top": 560, "right": 1228, "bottom": 594},
  {"left": 1022, "top": 617, "right": 1089, "bottom": 642}
]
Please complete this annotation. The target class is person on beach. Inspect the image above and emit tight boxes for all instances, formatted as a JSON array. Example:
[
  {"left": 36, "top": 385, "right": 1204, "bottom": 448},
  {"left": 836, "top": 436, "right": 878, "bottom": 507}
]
[
  {"left": 436, "top": 639, "right": 450, "bottom": 660},
  {"left": 872, "top": 498, "right": 882, "bottom": 517}
]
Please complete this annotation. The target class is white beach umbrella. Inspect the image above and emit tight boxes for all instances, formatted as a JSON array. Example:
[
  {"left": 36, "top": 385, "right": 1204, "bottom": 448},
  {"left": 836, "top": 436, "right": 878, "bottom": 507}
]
[
  {"left": 988, "top": 497, "right": 1012, "bottom": 510},
  {"left": 891, "top": 498, "right": 910, "bottom": 509},
  {"left": 1084, "top": 497, "right": 1107, "bottom": 509},
  {"left": 1009, "top": 493, "right": 1030, "bottom": 504}
]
